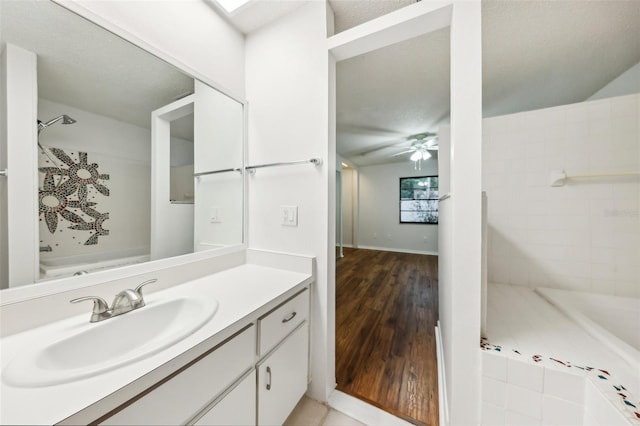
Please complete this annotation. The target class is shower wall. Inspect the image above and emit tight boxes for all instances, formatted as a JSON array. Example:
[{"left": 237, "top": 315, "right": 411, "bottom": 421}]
[
  {"left": 37, "top": 98, "right": 153, "bottom": 260},
  {"left": 482, "top": 93, "right": 640, "bottom": 297}
]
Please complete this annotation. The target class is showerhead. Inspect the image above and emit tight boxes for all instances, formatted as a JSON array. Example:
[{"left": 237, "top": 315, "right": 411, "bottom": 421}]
[
  {"left": 61, "top": 115, "right": 76, "bottom": 125},
  {"left": 37, "top": 115, "right": 77, "bottom": 134}
]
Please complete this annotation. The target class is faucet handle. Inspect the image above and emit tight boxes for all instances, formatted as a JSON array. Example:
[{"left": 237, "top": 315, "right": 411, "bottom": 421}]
[
  {"left": 70, "top": 296, "right": 110, "bottom": 322},
  {"left": 135, "top": 279, "right": 158, "bottom": 298},
  {"left": 70, "top": 296, "right": 109, "bottom": 312}
]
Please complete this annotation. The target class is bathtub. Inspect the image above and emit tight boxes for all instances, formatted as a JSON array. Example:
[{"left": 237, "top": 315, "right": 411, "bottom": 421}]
[
  {"left": 536, "top": 287, "right": 640, "bottom": 371},
  {"left": 39, "top": 248, "right": 150, "bottom": 280}
]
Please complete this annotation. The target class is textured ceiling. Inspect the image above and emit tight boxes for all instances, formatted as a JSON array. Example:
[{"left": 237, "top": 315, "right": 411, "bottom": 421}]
[
  {"left": 482, "top": 0, "right": 640, "bottom": 117},
  {"left": 0, "top": 0, "right": 195, "bottom": 140},
  {"left": 3, "top": 0, "right": 639, "bottom": 164},
  {"left": 330, "top": 0, "right": 416, "bottom": 34},
  {"left": 337, "top": 29, "right": 449, "bottom": 165},
  {"left": 332, "top": 0, "right": 640, "bottom": 167}
]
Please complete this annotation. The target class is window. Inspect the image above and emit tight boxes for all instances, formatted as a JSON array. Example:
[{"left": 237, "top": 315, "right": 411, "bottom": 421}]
[{"left": 399, "top": 176, "right": 439, "bottom": 224}]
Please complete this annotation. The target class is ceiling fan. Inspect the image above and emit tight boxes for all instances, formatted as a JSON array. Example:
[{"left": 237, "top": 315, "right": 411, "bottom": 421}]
[{"left": 361, "top": 132, "right": 438, "bottom": 169}]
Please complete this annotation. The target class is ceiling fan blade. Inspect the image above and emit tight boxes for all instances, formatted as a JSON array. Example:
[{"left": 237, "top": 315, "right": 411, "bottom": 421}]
[
  {"left": 390, "top": 149, "right": 415, "bottom": 157},
  {"left": 358, "top": 132, "right": 438, "bottom": 157},
  {"left": 359, "top": 141, "right": 410, "bottom": 156}
]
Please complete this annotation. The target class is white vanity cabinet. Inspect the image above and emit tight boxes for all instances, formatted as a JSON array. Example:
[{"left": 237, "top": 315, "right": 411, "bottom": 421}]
[
  {"left": 256, "top": 289, "right": 310, "bottom": 426},
  {"left": 97, "top": 288, "right": 310, "bottom": 426}
]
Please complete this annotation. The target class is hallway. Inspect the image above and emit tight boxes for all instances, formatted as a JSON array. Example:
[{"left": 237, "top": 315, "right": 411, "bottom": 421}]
[{"left": 335, "top": 248, "right": 439, "bottom": 426}]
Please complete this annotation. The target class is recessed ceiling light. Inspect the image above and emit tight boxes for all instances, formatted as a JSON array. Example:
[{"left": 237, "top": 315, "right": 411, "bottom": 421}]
[
  {"left": 215, "top": 0, "right": 251, "bottom": 14},
  {"left": 341, "top": 162, "right": 349, "bottom": 168}
]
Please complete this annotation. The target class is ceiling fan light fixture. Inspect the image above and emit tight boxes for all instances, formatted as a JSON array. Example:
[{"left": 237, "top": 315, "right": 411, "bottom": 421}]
[
  {"left": 422, "top": 151, "right": 431, "bottom": 160},
  {"left": 410, "top": 151, "right": 421, "bottom": 161}
]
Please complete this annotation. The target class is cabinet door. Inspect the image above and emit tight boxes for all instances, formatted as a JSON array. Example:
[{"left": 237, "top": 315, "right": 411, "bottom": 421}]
[
  {"left": 257, "top": 323, "right": 309, "bottom": 426},
  {"left": 194, "top": 370, "right": 256, "bottom": 426}
]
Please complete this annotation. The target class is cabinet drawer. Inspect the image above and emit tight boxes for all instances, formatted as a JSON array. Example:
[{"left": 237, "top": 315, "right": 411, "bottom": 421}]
[
  {"left": 258, "top": 289, "right": 309, "bottom": 356},
  {"left": 193, "top": 370, "right": 256, "bottom": 426},
  {"left": 101, "top": 325, "right": 256, "bottom": 425}
]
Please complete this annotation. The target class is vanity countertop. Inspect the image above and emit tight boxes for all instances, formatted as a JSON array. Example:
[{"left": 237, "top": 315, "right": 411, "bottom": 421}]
[{"left": 0, "top": 263, "right": 313, "bottom": 425}]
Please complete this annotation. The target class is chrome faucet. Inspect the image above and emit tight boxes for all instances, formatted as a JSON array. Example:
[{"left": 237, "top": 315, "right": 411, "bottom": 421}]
[{"left": 70, "top": 279, "right": 157, "bottom": 323}]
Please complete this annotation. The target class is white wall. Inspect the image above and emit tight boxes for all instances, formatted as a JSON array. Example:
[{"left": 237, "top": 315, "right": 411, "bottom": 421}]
[
  {"left": 63, "top": 0, "right": 245, "bottom": 99},
  {"left": 245, "top": 2, "right": 333, "bottom": 401},
  {"left": 193, "top": 79, "right": 243, "bottom": 250},
  {"left": 483, "top": 93, "right": 640, "bottom": 297},
  {"left": 0, "top": 44, "right": 6, "bottom": 288},
  {"left": 588, "top": 62, "right": 640, "bottom": 101},
  {"left": 1, "top": 44, "right": 39, "bottom": 288},
  {"left": 341, "top": 167, "right": 354, "bottom": 246},
  {"left": 38, "top": 98, "right": 151, "bottom": 260},
  {"left": 170, "top": 164, "right": 194, "bottom": 202},
  {"left": 358, "top": 161, "right": 439, "bottom": 254},
  {"left": 441, "top": 3, "right": 483, "bottom": 423}
]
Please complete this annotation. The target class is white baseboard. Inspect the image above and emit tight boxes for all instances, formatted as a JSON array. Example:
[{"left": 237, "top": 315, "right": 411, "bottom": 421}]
[
  {"left": 328, "top": 390, "right": 414, "bottom": 426},
  {"left": 435, "top": 322, "right": 448, "bottom": 426},
  {"left": 355, "top": 245, "right": 438, "bottom": 256}
]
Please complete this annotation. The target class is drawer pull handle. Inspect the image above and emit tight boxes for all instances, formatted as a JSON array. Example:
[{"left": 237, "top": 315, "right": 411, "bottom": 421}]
[
  {"left": 266, "top": 366, "right": 272, "bottom": 390},
  {"left": 282, "top": 311, "right": 297, "bottom": 323}
]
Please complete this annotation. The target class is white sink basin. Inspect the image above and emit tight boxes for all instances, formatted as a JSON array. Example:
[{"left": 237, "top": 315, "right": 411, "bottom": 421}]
[{"left": 2, "top": 296, "right": 218, "bottom": 387}]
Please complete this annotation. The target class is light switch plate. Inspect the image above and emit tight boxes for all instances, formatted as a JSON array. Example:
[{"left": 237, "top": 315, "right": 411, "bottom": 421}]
[
  {"left": 281, "top": 205, "right": 298, "bottom": 226},
  {"left": 210, "top": 206, "right": 220, "bottom": 223}
]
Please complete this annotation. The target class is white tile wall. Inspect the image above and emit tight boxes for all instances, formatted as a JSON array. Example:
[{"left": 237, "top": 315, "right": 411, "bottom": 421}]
[
  {"left": 543, "top": 394, "right": 584, "bottom": 425},
  {"left": 482, "top": 402, "right": 505, "bottom": 425},
  {"left": 506, "top": 383, "right": 543, "bottom": 420},
  {"left": 483, "top": 376, "right": 507, "bottom": 407},
  {"left": 505, "top": 410, "right": 541, "bottom": 425},
  {"left": 508, "top": 357, "right": 544, "bottom": 392},
  {"left": 481, "top": 349, "right": 635, "bottom": 426},
  {"left": 483, "top": 94, "right": 640, "bottom": 297},
  {"left": 544, "top": 366, "right": 585, "bottom": 404},
  {"left": 483, "top": 350, "right": 508, "bottom": 381}
]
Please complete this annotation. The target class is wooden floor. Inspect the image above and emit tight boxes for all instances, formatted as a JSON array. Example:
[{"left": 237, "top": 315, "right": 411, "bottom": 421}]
[{"left": 335, "top": 248, "right": 439, "bottom": 426}]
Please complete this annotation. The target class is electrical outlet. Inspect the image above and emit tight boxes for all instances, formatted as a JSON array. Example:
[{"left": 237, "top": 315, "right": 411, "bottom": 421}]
[{"left": 281, "top": 205, "right": 298, "bottom": 227}]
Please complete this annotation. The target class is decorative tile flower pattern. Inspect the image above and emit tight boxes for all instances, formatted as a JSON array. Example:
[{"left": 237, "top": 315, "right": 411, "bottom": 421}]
[
  {"left": 39, "top": 148, "right": 110, "bottom": 246},
  {"left": 481, "top": 337, "right": 640, "bottom": 424}
]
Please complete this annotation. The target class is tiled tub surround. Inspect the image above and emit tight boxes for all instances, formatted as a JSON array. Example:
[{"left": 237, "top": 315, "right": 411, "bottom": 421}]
[
  {"left": 0, "top": 250, "right": 313, "bottom": 425},
  {"left": 483, "top": 283, "right": 640, "bottom": 425},
  {"left": 482, "top": 93, "right": 640, "bottom": 298}
]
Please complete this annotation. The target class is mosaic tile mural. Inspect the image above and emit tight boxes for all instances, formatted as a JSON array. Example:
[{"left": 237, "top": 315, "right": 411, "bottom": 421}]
[{"left": 39, "top": 147, "right": 110, "bottom": 246}]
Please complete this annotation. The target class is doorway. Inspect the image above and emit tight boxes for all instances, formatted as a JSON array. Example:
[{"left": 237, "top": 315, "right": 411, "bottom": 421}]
[{"left": 333, "top": 27, "right": 448, "bottom": 425}]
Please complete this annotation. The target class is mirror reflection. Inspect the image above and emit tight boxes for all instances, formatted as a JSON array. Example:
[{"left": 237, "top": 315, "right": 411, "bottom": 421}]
[
  {"left": 0, "top": 0, "right": 244, "bottom": 288},
  {"left": 170, "top": 113, "right": 195, "bottom": 204}
]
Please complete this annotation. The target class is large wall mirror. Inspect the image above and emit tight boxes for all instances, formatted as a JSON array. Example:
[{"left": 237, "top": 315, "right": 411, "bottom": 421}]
[{"left": 0, "top": 0, "right": 244, "bottom": 289}]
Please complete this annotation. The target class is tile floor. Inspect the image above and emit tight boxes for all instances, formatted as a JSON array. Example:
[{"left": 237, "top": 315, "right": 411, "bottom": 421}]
[{"left": 284, "top": 396, "right": 366, "bottom": 426}]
